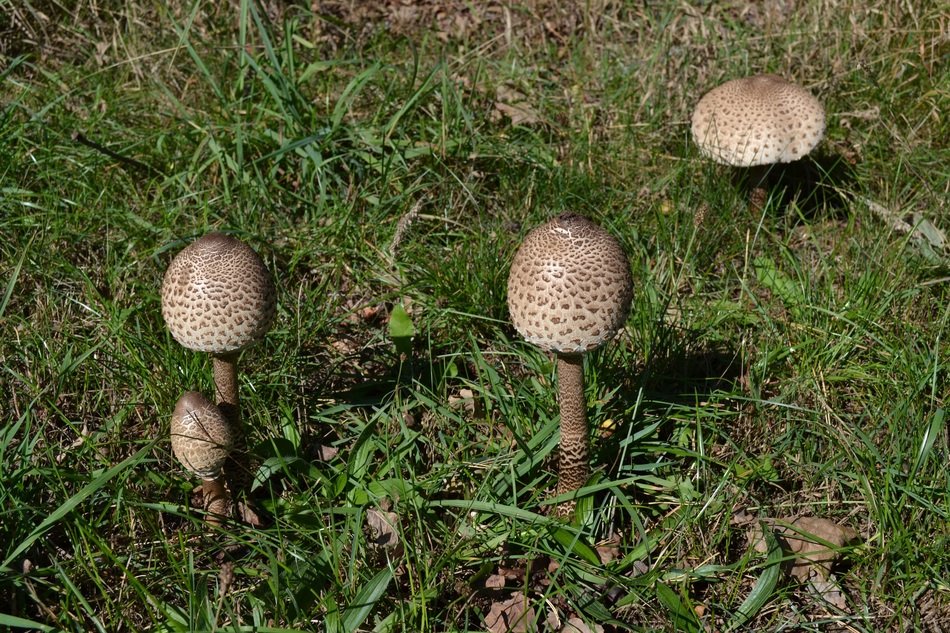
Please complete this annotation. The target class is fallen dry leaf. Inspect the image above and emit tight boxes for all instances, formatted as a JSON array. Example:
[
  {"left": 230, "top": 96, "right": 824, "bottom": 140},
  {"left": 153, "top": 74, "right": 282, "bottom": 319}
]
[
  {"left": 494, "top": 101, "right": 541, "bottom": 126},
  {"left": 314, "top": 443, "right": 339, "bottom": 461},
  {"left": 486, "top": 593, "right": 537, "bottom": 633},
  {"left": 778, "top": 516, "right": 860, "bottom": 582},
  {"left": 236, "top": 501, "right": 264, "bottom": 528},
  {"left": 492, "top": 85, "right": 541, "bottom": 126},
  {"left": 595, "top": 534, "right": 620, "bottom": 564},
  {"left": 366, "top": 509, "right": 400, "bottom": 551},
  {"left": 747, "top": 515, "right": 860, "bottom": 582},
  {"left": 449, "top": 387, "right": 484, "bottom": 417},
  {"left": 560, "top": 617, "right": 604, "bottom": 633},
  {"left": 808, "top": 575, "right": 849, "bottom": 610},
  {"left": 485, "top": 574, "right": 506, "bottom": 589}
]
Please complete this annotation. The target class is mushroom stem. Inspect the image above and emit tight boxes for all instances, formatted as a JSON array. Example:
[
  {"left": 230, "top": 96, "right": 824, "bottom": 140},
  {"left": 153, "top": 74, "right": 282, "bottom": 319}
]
[
  {"left": 212, "top": 351, "right": 248, "bottom": 518},
  {"left": 212, "top": 352, "right": 241, "bottom": 425},
  {"left": 555, "top": 353, "right": 589, "bottom": 515},
  {"left": 747, "top": 164, "right": 770, "bottom": 213},
  {"left": 202, "top": 477, "right": 229, "bottom": 526}
]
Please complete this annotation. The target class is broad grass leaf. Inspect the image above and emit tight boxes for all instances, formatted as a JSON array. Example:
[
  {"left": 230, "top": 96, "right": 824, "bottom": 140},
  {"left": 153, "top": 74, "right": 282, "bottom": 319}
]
[
  {"left": 728, "top": 528, "right": 782, "bottom": 631},
  {"left": 655, "top": 582, "right": 702, "bottom": 633},
  {"left": 339, "top": 567, "right": 393, "bottom": 633},
  {"left": 753, "top": 256, "right": 804, "bottom": 310},
  {"left": 388, "top": 303, "right": 415, "bottom": 354}
]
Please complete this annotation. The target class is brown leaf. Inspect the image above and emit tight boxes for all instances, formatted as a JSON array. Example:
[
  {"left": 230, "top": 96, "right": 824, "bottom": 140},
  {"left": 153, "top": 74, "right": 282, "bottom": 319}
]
[
  {"left": 314, "top": 443, "right": 339, "bottom": 461},
  {"left": 778, "top": 516, "right": 859, "bottom": 582},
  {"left": 485, "top": 593, "right": 537, "bottom": 633},
  {"left": 366, "top": 509, "right": 400, "bottom": 550},
  {"left": 595, "top": 534, "right": 620, "bottom": 564},
  {"left": 560, "top": 617, "right": 604, "bottom": 633},
  {"left": 493, "top": 101, "right": 541, "bottom": 126},
  {"left": 808, "top": 575, "right": 850, "bottom": 611},
  {"left": 485, "top": 574, "right": 506, "bottom": 589},
  {"left": 493, "top": 85, "right": 540, "bottom": 126},
  {"left": 236, "top": 501, "right": 264, "bottom": 528},
  {"left": 449, "top": 388, "right": 484, "bottom": 417}
]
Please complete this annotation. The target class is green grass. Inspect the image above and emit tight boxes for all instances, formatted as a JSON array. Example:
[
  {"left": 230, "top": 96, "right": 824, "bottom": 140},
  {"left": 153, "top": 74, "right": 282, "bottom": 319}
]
[{"left": 1, "top": 0, "right": 948, "bottom": 631}]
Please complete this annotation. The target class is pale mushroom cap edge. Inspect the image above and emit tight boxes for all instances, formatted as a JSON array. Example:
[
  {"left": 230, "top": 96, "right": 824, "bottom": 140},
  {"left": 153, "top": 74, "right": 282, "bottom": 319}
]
[{"left": 691, "top": 74, "right": 826, "bottom": 167}]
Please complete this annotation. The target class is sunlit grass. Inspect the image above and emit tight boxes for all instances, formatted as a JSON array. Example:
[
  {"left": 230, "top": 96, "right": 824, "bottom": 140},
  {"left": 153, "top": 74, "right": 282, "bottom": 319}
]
[{"left": 1, "top": 0, "right": 947, "bottom": 631}]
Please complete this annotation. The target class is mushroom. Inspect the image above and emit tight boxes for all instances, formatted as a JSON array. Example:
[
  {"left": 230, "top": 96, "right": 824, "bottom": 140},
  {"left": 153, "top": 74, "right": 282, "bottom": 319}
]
[
  {"left": 507, "top": 213, "right": 633, "bottom": 515},
  {"left": 691, "top": 74, "right": 825, "bottom": 211},
  {"left": 161, "top": 232, "right": 276, "bottom": 517},
  {"left": 171, "top": 391, "right": 234, "bottom": 525}
]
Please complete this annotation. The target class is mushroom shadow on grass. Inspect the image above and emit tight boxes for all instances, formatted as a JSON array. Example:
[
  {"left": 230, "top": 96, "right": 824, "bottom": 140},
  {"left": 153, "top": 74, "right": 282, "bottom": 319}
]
[
  {"left": 766, "top": 149, "right": 856, "bottom": 220},
  {"left": 588, "top": 335, "right": 746, "bottom": 510},
  {"left": 507, "top": 213, "right": 633, "bottom": 517}
]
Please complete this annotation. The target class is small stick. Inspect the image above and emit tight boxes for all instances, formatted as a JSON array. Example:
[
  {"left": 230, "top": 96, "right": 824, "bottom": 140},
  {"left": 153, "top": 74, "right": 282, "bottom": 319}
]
[{"left": 72, "top": 131, "right": 166, "bottom": 178}]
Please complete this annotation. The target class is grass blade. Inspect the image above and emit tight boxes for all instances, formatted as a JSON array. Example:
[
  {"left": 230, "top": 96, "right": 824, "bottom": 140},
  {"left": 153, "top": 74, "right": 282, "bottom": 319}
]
[
  {"left": 2, "top": 445, "right": 151, "bottom": 569},
  {"left": 340, "top": 567, "right": 393, "bottom": 633},
  {"left": 655, "top": 582, "right": 702, "bottom": 633},
  {"left": 912, "top": 408, "right": 946, "bottom": 477},
  {"left": 727, "top": 528, "right": 783, "bottom": 631},
  {"left": 0, "top": 614, "right": 56, "bottom": 631}
]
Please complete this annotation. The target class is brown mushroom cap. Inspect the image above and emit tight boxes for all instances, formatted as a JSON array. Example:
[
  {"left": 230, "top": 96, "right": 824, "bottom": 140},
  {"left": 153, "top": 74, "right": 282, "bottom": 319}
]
[
  {"left": 161, "top": 232, "right": 276, "bottom": 355},
  {"left": 691, "top": 74, "right": 825, "bottom": 167},
  {"left": 507, "top": 213, "right": 633, "bottom": 355},
  {"left": 171, "top": 391, "right": 234, "bottom": 480}
]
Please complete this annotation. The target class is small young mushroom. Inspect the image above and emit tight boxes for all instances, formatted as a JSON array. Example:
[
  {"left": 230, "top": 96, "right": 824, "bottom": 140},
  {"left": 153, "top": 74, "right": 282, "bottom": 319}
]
[
  {"left": 691, "top": 74, "right": 825, "bottom": 211},
  {"left": 171, "top": 391, "right": 234, "bottom": 525},
  {"left": 507, "top": 213, "right": 633, "bottom": 515},
  {"left": 161, "top": 232, "right": 276, "bottom": 520}
]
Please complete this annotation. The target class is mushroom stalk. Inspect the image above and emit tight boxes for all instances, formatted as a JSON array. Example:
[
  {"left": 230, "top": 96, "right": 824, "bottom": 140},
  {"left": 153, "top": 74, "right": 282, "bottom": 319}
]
[
  {"left": 506, "top": 214, "right": 633, "bottom": 519},
  {"left": 212, "top": 352, "right": 241, "bottom": 426},
  {"left": 203, "top": 478, "right": 229, "bottom": 526},
  {"left": 556, "top": 353, "right": 589, "bottom": 509},
  {"left": 212, "top": 351, "right": 252, "bottom": 514},
  {"left": 747, "top": 164, "right": 769, "bottom": 213}
]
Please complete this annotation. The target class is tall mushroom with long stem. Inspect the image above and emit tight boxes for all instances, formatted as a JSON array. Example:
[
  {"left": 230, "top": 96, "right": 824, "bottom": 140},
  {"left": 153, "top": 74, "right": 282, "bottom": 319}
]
[
  {"left": 691, "top": 74, "right": 825, "bottom": 212},
  {"left": 507, "top": 214, "right": 633, "bottom": 516},
  {"left": 171, "top": 391, "right": 234, "bottom": 526},
  {"left": 161, "top": 232, "right": 276, "bottom": 519}
]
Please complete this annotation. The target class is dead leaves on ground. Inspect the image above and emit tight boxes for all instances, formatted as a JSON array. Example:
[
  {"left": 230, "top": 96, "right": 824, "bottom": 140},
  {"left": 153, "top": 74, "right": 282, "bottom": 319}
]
[
  {"left": 366, "top": 508, "right": 403, "bottom": 554},
  {"left": 745, "top": 514, "right": 861, "bottom": 611},
  {"left": 486, "top": 593, "right": 537, "bottom": 633},
  {"left": 492, "top": 85, "right": 542, "bottom": 126},
  {"left": 480, "top": 536, "right": 622, "bottom": 632},
  {"left": 778, "top": 516, "right": 860, "bottom": 583},
  {"left": 484, "top": 592, "right": 605, "bottom": 633}
]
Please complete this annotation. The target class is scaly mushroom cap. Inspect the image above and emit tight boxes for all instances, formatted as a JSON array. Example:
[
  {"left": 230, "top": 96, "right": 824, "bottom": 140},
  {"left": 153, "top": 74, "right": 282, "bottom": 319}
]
[
  {"left": 691, "top": 74, "right": 825, "bottom": 167},
  {"left": 171, "top": 391, "right": 234, "bottom": 480},
  {"left": 161, "top": 232, "right": 276, "bottom": 355},
  {"left": 507, "top": 214, "right": 633, "bottom": 355}
]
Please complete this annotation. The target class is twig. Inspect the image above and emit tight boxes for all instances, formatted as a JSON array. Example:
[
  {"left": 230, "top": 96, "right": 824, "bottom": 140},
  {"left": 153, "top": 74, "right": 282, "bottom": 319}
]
[{"left": 72, "top": 132, "right": 166, "bottom": 178}]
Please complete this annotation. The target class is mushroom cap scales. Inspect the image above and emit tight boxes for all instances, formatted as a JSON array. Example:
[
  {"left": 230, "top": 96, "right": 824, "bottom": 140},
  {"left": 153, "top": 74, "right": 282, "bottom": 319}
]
[
  {"left": 507, "top": 214, "right": 633, "bottom": 355},
  {"left": 691, "top": 74, "right": 825, "bottom": 167},
  {"left": 171, "top": 391, "right": 234, "bottom": 480},
  {"left": 161, "top": 232, "right": 276, "bottom": 355}
]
